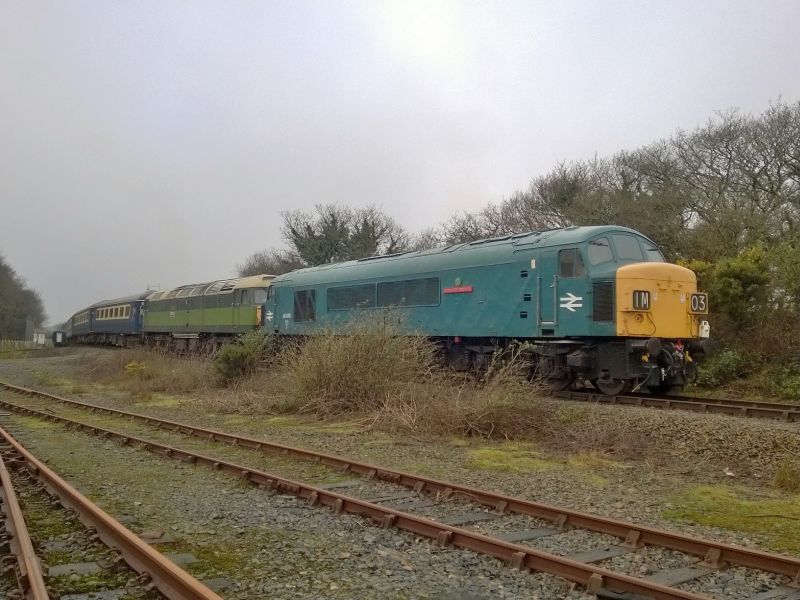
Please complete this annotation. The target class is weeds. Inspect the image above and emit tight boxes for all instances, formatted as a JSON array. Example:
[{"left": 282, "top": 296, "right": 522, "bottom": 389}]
[
  {"left": 772, "top": 460, "right": 800, "bottom": 493},
  {"left": 279, "top": 320, "right": 437, "bottom": 416},
  {"left": 213, "top": 331, "right": 277, "bottom": 385},
  {"left": 81, "top": 349, "right": 210, "bottom": 395}
]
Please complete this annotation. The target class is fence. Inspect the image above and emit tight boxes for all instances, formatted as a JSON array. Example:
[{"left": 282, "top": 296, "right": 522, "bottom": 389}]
[{"left": 0, "top": 339, "right": 51, "bottom": 350}]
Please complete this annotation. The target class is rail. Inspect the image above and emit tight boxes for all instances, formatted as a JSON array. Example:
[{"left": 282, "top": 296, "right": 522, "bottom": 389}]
[
  {"left": 552, "top": 389, "right": 800, "bottom": 422},
  {"left": 0, "top": 423, "right": 224, "bottom": 600},
  {"left": 2, "top": 382, "right": 800, "bottom": 598},
  {"left": 0, "top": 440, "right": 50, "bottom": 599}
]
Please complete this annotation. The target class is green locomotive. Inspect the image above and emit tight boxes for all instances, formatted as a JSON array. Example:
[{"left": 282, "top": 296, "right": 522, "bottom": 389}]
[{"left": 143, "top": 275, "right": 273, "bottom": 352}]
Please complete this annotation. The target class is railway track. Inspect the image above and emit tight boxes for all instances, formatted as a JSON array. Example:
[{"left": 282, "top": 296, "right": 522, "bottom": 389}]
[
  {"left": 0, "top": 421, "right": 223, "bottom": 600},
  {"left": 552, "top": 389, "right": 800, "bottom": 422},
  {"left": 1, "top": 382, "right": 799, "bottom": 599}
]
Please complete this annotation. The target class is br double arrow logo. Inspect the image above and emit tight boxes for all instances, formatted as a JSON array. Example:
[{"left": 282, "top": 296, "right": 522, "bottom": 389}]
[{"left": 559, "top": 292, "right": 583, "bottom": 312}]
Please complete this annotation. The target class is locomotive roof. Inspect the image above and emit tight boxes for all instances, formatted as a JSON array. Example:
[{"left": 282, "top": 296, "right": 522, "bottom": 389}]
[
  {"left": 273, "top": 225, "right": 650, "bottom": 286},
  {"left": 145, "top": 274, "right": 274, "bottom": 301}
]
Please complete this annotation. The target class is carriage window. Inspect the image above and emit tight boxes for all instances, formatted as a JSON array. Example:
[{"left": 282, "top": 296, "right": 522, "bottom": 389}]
[
  {"left": 377, "top": 278, "right": 439, "bottom": 307},
  {"left": 558, "top": 248, "right": 585, "bottom": 278},
  {"left": 293, "top": 290, "right": 316, "bottom": 322},
  {"left": 328, "top": 284, "right": 376, "bottom": 310},
  {"left": 588, "top": 237, "right": 613, "bottom": 265},
  {"left": 613, "top": 235, "right": 644, "bottom": 261}
]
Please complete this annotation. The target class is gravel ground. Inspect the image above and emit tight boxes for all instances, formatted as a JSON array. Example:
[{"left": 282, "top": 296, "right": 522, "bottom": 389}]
[
  {"left": 1, "top": 350, "right": 799, "bottom": 599},
  {"left": 3, "top": 447, "right": 164, "bottom": 599},
  {"left": 0, "top": 413, "right": 588, "bottom": 600},
  {"left": 680, "top": 567, "right": 789, "bottom": 599}
]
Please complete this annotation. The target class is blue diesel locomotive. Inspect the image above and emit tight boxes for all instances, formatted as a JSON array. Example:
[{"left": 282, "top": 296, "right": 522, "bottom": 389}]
[{"left": 264, "top": 226, "right": 711, "bottom": 394}]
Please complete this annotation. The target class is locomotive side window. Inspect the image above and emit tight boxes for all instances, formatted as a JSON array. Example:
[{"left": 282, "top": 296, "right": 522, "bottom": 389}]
[
  {"left": 293, "top": 290, "right": 316, "bottom": 322},
  {"left": 328, "top": 284, "right": 376, "bottom": 310},
  {"left": 588, "top": 237, "right": 613, "bottom": 265},
  {"left": 253, "top": 289, "right": 267, "bottom": 304},
  {"left": 377, "top": 277, "right": 439, "bottom": 307},
  {"left": 613, "top": 235, "right": 644, "bottom": 261},
  {"left": 558, "top": 248, "right": 586, "bottom": 278}
]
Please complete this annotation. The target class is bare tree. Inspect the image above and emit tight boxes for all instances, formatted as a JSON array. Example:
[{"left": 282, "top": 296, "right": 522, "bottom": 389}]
[{"left": 237, "top": 249, "right": 305, "bottom": 277}]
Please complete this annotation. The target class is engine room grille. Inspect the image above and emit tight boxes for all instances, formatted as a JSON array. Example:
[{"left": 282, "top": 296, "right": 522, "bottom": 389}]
[{"left": 593, "top": 282, "right": 614, "bottom": 322}]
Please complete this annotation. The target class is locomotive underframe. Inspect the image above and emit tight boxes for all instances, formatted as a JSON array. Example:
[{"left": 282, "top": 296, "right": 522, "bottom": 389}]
[{"left": 440, "top": 336, "right": 692, "bottom": 393}]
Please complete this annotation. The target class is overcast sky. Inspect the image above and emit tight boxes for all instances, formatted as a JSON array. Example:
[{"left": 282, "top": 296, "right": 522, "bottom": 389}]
[{"left": 2, "top": 0, "right": 799, "bottom": 323}]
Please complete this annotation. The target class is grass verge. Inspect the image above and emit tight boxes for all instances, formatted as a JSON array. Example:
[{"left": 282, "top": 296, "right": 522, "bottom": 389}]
[{"left": 663, "top": 484, "right": 800, "bottom": 553}]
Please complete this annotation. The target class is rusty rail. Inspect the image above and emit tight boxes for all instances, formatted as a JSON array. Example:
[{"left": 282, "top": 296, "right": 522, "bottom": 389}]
[
  {"left": 552, "top": 389, "right": 800, "bottom": 422},
  {"left": 0, "top": 424, "right": 224, "bottom": 600},
  {"left": 2, "top": 381, "right": 800, "bottom": 583},
  {"left": 0, "top": 400, "right": 716, "bottom": 600},
  {"left": 0, "top": 443, "right": 49, "bottom": 599}
]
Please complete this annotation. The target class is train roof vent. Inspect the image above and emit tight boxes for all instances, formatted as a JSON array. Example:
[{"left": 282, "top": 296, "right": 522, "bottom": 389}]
[
  {"left": 220, "top": 280, "right": 237, "bottom": 291},
  {"left": 468, "top": 235, "right": 512, "bottom": 245},
  {"left": 357, "top": 251, "right": 409, "bottom": 262}
]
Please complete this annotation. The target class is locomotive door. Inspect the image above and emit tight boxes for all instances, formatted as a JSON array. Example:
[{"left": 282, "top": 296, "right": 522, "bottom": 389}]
[
  {"left": 233, "top": 289, "right": 245, "bottom": 330},
  {"left": 537, "top": 251, "right": 556, "bottom": 334},
  {"left": 554, "top": 247, "right": 589, "bottom": 335}
]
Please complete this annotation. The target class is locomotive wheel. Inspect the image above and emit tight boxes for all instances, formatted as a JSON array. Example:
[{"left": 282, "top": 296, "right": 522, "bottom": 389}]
[
  {"left": 547, "top": 374, "right": 573, "bottom": 391},
  {"left": 593, "top": 378, "right": 631, "bottom": 396}
]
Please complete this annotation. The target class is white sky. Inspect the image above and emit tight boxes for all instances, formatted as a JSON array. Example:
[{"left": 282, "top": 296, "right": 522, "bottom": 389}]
[{"left": 2, "top": 0, "right": 799, "bottom": 323}]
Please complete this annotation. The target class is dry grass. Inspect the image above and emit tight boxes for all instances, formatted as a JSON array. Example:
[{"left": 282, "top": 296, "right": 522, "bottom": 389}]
[
  {"left": 277, "top": 321, "right": 438, "bottom": 416},
  {"left": 772, "top": 460, "right": 800, "bottom": 493},
  {"left": 198, "top": 325, "right": 655, "bottom": 461},
  {"left": 80, "top": 349, "right": 212, "bottom": 396}
]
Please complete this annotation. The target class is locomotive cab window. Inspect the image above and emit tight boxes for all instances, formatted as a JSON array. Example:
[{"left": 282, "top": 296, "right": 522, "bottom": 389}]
[
  {"left": 558, "top": 248, "right": 585, "bottom": 278},
  {"left": 588, "top": 237, "right": 613, "bottom": 266},
  {"left": 613, "top": 235, "right": 644, "bottom": 261},
  {"left": 293, "top": 290, "right": 316, "bottom": 322},
  {"left": 253, "top": 289, "right": 267, "bottom": 305}
]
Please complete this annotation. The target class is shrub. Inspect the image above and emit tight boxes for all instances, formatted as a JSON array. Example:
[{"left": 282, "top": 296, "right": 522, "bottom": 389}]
[
  {"left": 696, "top": 349, "right": 750, "bottom": 387},
  {"left": 279, "top": 319, "right": 437, "bottom": 415},
  {"left": 213, "top": 331, "right": 274, "bottom": 385},
  {"left": 124, "top": 360, "right": 148, "bottom": 378}
]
